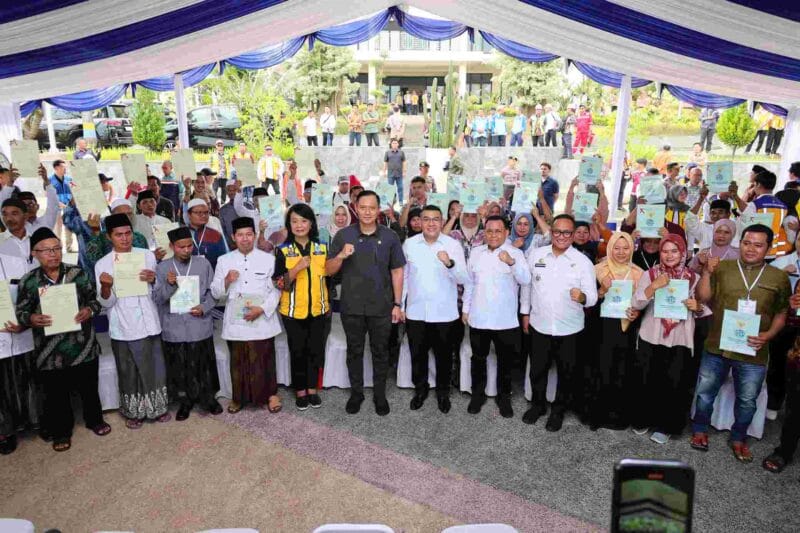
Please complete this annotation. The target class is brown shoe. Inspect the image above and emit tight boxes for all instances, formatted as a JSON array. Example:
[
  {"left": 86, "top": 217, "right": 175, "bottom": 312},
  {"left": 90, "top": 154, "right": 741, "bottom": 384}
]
[{"left": 730, "top": 441, "right": 753, "bottom": 463}]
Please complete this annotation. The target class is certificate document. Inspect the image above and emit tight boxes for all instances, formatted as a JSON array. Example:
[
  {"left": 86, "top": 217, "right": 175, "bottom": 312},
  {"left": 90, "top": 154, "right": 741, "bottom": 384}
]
[
  {"left": 638, "top": 204, "right": 665, "bottom": 238},
  {"left": 232, "top": 293, "right": 264, "bottom": 326},
  {"left": 600, "top": 280, "right": 633, "bottom": 319},
  {"left": 375, "top": 182, "right": 397, "bottom": 210},
  {"left": 460, "top": 182, "right": 486, "bottom": 214},
  {"left": 720, "top": 309, "right": 760, "bottom": 357},
  {"left": 737, "top": 213, "right": 774, "bottom": 241},
  {"left": 234, "top": 159, "right": 259, "bottom": 187},
  {"left": 39, "top": 283, "right": 81, "bottom": 336},
  {"left": 152, "top": 222, "right": 179, "bottom": 259},
  {"left": 447, "top": 175, "right": 466, "bottom": 200},
  {"left": 578, "top": 155, "right": 603, "bottom": 185},
  {"left": 0, "top": 280, "right": 16, "bottom": 330},
  {"left": 573, "top": 192, "right": 598, "bottom": 219},
  {"left": 639, "top": 176, "right": 666, "bottom": 204},
  {"left": 511, "top": 182, "right": 540, "bottom": 213},
  {"left": 426, "top": 193, "right": 449, "bottom": 212},
  {"left": 654, "top": 279, "right": 690, "bottom": 320},
  {"left": 484, "top": 175, "right": 504, "bottom": 201},
  {"left": 520, "top": 170, "right": 541, "bottom": 183},
  {"left": 10, "top": 139, "right": 40, "bottom": 178},
  {"left": 171, "top": 148, "right": 196, "bottom": 179},
  {"left": 69, "top": 158, "right": 108, "bottom": 219},
  {"left": 310, "top": 183, "right": 334, "bottom": 216},
  {"left": 121, "top": 153, "right": 147, "bottom": 183},
  {"left": 112, "top": 252, "right": 148, "bottom": 298},
  {"left": 258, "top": 196, "right": 284, "bottom": 229},
  {"left": 170, "top": 275, "right": 200, "bottom": 314},
  {"left": 706, "top": 161, "right": 732, "bottom": 194}
]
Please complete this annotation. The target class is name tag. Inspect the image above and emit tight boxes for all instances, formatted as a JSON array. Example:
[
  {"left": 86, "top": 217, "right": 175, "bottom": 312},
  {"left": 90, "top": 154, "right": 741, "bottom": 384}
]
[{"left": 738, "top": 299, "right": 757, "bottom": 314}]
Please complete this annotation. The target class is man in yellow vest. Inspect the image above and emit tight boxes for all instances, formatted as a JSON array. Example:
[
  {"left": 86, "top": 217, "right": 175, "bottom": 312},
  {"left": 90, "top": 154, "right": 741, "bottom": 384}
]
[
  {"left": 735, "top": 170, "right": 796, "bottom": 260},
  {"left": 257, "top": 144, "right": 284, "bottom": 195}
]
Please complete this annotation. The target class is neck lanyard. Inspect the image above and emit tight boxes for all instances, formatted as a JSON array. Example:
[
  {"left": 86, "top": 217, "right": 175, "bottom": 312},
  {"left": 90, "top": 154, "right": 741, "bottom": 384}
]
[
  {"left": 640, "top": 250, "right": 653, "bottom": 270},
  {"left": 737, "top": 259, "right": 766, "bottom": 300},
  {"left": 172, "top": 256, "right": 193, "bottom": 277},
  {"left": 191, "top": 226, "right": 207, "bottom": 252}
]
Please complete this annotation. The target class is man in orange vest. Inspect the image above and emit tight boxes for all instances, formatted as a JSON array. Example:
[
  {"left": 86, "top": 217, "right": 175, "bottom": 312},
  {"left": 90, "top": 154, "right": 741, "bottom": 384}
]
[{"left": 735, "top": 170, "right": 796, "bottom": 260}]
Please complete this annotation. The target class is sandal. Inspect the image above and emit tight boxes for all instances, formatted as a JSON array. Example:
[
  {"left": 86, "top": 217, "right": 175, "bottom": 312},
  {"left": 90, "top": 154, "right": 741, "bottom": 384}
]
[
  {"left": 156, "top": 413, "right": 172, "bottom": 423},
  {"left": 52, "top": 439, "right": 71, "bottom": 452},
  {"left": 125, "top": 418, "right": 143, "bottom": 430},
  {"left": 0, "top": 434, "right": 18, "bottom": 455},
  {"left": 227, "top": 401, "right": 242, "bottom": 414},
  {"left": 762, "top": 453, "right": 787, "bottom": 473},
  {"left": 730, "top": 441, "right": 753, "bottom": 463},
  {"left": 690, "top": 433, "right": 709, "bottom": 452},
  {"left": 268, "top": 395, "right": 282, "bottom": 413},
  {"left": 90, "top": 422, "right": 112, "bottom": 437}
]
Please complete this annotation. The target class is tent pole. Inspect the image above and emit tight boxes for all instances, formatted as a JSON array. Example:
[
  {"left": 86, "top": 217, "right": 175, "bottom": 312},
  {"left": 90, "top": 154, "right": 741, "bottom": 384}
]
[
  {"left": 173, "top": 73, "right": 189, "bottom": 149},
  {"left": 777, "top": 106, "right": 799, "bottom": 190},
  {"left": 608, "top": 74, "right": 631, "bottom": 218},
  {"left": 43, "top": 101, "right": 58, "bottom": 153}
]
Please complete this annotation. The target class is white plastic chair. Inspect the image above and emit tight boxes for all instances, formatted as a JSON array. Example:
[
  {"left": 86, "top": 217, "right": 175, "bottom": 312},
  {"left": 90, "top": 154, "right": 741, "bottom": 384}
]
[
  {"left": 313, "top": 525, "right": 394, "bottom": 533},
  {"left": 442, "top": 525, "right": 519, "bottom": 533},
  {"left": 0, "top": 519, "right": 34, "bottom": 533}
]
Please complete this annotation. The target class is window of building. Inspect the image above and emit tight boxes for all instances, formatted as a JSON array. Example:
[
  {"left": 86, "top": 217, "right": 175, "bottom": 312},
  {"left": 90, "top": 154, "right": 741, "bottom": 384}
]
[
  {"left": 469, "top": 33, "right": 493, "bottom": 53},
  {"left": 400, "top": 32, "right": 429, "bottom": 51}
]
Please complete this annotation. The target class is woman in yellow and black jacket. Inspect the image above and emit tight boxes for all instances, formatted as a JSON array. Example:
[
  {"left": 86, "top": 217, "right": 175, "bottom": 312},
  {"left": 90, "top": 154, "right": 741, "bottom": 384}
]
[{"left": 272, "top": 203, "right": 330, "bottom": 411}]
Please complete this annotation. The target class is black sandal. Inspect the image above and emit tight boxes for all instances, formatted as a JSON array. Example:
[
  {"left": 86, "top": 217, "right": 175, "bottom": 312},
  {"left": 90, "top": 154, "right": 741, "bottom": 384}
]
[
  {"left": 53, "top": 439, "right": 71, "bottom": 452},
  {"left": 90, "top": 422, "right": 112, "bottom": 437},
  {"left": 762, "top": 453, "right": 787, "bottom": 473}
]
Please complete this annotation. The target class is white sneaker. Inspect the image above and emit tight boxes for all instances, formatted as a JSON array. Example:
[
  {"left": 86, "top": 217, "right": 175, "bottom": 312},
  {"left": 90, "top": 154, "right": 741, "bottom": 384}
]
[
  {"left": 650, "top": 432, "right": 670, "bottom": 445},
  {"left": 766, "top": 409, "right": 778, "bottom": 421},
  {"left": 632, "top": 427, "right": 649, "bottom": 436}
]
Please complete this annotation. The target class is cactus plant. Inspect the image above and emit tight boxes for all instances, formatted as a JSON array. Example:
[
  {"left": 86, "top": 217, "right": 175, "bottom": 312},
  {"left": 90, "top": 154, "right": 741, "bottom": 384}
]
[{"left": 425, "top": 63, "right": 468, "bottom": 148}]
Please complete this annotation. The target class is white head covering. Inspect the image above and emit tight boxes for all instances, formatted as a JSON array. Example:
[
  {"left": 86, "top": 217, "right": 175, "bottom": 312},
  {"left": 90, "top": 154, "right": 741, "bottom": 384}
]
[
  {"left": 187, "top": 198, "right": 207, "bottom": 211},
  {"left": 109, "top": 198, "right": 130, "bottom": 212}
]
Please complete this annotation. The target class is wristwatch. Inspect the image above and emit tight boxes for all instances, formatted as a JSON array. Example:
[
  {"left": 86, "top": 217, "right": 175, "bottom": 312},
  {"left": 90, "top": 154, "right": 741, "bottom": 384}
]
[
  {"left": 446, "top": 259, "right": 455, "bottom": 269},
  {"left": 393, "top": 302, "right": 402, "bottom": 307}
]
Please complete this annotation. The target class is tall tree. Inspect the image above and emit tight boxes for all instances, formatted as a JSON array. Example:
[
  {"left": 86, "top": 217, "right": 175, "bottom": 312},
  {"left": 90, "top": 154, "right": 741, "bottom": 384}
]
[
  {"left": 495, "top": 56, "right": 568, "bottom": 112},
  {"left": 717, "top": 103, "right": 757, "bottom": 158},
  {"left": 284, "top": 43, "right": 360, "bottom": 114},
  {"left": 131, "top": 88, "right": 166, "bottom": 151}
]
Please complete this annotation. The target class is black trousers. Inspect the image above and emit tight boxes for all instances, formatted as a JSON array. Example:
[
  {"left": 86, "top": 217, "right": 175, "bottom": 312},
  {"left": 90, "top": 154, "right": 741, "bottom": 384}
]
[
  {"left": 366, "top": 133, "right": 380, "bottom": 146},
  {"left": 306, "top": 136, "right": 318, "bottom": 146},
  {"left": 529, "top": 330, "right": 579, "bottom": 415},
  {"left": 774, "top": 365, "right": 800, "bottom": 462},
  {"left": 531, "top": 135, "right": 544, "bottom": 147},
  {"left": 341, "top": 313, "right": 392, "bottom": 401},
  {"left": 766, "top": 128, "right": 783, "bottom": 154},
  {"left": 406, "top": 319, "right": 455, "bottom": 396},
  {"left": 39, "top": 358, "right": 103, "bottom": 440},
  {"left": 263, "top": 178, "right": 279, "bottom": 195},
  {"left": 469, "top": 327, "right": 519, "bottom": 399},
  {"left": 544, "top": 130, "right": 558, "bottom": 147},
  {"left": 767, "top": 326, "right": 795, "bottom": 410},
  {"left": 746, "top": 129, "right": 768, "bottom": 153},
  {"left": 283, "top": 314, "right": 326, "bottom": 391}
]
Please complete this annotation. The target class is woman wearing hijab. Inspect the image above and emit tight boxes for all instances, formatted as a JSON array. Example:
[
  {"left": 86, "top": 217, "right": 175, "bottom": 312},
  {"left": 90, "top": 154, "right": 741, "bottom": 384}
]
[
  {"left": 633, "top": 237, "right": 661, "bottom": 271},
  {"left": 510, "top": 210, "right": 550, "bottom": 258},
  {"left": 588, "top": 232, "right": 643, "bottom": 430},
  {"left": 630, "top": 234, "right": 702, "bottom": 444},
  {"left": 448, "top": 208, "right": 485, "bottom": 261},
  {"left": 403, "top": 207, "right": 423, "bottom": 241},
  {"left": 665, "top": 184, "right": 690, "bottom": 229},
  {"left": 688, "top": 218, "right": 738, "bottom": 273},
  {"left": 573, "top": 221, "right": 599, "bottom": 263},
  {"left": 320, "top": 202, "right": 351, "bottom": 246}
]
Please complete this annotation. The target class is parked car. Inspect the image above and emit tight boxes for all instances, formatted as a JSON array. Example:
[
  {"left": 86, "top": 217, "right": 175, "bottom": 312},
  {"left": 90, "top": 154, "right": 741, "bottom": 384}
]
[
  {"left": 26, "top": 103, "right": 134, "bottom": 150},
  {"left": 164, "top": 105, "right": 241, "bottom": 149}
]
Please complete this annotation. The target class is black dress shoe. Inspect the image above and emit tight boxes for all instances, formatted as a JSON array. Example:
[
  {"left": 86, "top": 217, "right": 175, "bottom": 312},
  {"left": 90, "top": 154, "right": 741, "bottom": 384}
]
[
  {"left": 176, "top": 405, "right": 192, "bottom": 421},
  {"left": 206, "top": 402, "right": 224, "bottom": 415},
  {"left": 497, "top": 397, "right": 513, "bottom": 418},
  {"left": 546, "top": 413, "right": 564, "bottom": 432},
  {"left": 375, "top": 398, "right": 390, "bottom": 416},
  {"left": 437, "top": 396, "right": 451, "bottom": 414},
  {"left": 346, "top": 394, "right": 364, "bottom": 414},
  {"left": 467, "top": 395, "right": 486, "bottom": 414},
  {"left": 410, "top": 393, "right": 427, "bottom": 410},
  {"left": 522, "top": 407, "right": 545, "bottom": 425}
]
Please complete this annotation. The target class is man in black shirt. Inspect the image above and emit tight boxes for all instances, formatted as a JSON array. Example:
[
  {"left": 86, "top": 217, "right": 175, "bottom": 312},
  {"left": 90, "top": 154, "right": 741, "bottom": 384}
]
[{"left": 327, "top": 190, "right": 406, "bottom": 416}]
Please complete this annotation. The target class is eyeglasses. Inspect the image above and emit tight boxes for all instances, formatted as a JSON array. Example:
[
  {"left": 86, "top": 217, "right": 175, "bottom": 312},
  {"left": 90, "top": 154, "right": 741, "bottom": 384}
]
[
  {"left": 33, "top": 246, "right": 61, "bottom": 255},
  {"left": 552, "top": 230, "right": 574, "bottom": 237},
  {"left": 421, "top": 217, "right": 441, "bottom": 223},
  {"left": 191, "top": 210, "right": 210, "bottom": 216}
]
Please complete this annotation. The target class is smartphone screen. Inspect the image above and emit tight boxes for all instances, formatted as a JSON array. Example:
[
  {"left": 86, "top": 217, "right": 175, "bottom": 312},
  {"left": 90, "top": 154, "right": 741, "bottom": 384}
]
[{"left": 611, "top": 459, "right": 694, "bottom": 533}]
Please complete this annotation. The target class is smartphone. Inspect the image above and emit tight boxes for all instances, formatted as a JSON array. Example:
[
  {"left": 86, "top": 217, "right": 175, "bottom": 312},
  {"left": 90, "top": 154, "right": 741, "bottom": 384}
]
[{"left": 611, "top": 458, "right": 695, "bottom": 533}]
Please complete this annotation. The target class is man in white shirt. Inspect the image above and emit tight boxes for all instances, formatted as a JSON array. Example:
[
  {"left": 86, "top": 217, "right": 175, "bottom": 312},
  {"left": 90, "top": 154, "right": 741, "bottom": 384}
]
[
  {"left": 133, "top": 190, "right": 171, "bottom": 252},
  {"left": 257, "top": 144, "right": 284, "bottom": 195},
  {"left": 95, "top": 213, "right": 170, "bottom": 428},
  {"left": 543, "top": 104, "right": 561, "bottom": 147},
  {"left": 334, "top": 175, "right": 350, "bottom": 205},
  {"left": 211, "top": 216, "right": 282, "bottom": 414},
  {"left": 462, "top": 215, "right": 531, "bottom": 417},
  {"left": 402, "top": 205, "right": 468, "bottom": 413},
  {"left": 520, "top": 214, "right": 598, "bottom": 431},
  {"left": 0, "top": 198, "right": 37, "bottom": 267},
  {"left": 685, "top": 197, "right": 734, "bottom": 252},
  {"left": 302, "top": 110, "right": 319, "bottom": 146},
  {"left": 320, "top": 106, "right": 337, "bottom": 146}
]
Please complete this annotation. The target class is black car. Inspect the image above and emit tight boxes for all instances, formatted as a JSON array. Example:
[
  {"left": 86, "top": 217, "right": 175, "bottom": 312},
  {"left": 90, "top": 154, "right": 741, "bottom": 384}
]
[
  {"left": 164, "top": 105, "right": 241, "bottom": 149},
  {"left": 27, "top": 103, "right": 134, "bottom": 150}
]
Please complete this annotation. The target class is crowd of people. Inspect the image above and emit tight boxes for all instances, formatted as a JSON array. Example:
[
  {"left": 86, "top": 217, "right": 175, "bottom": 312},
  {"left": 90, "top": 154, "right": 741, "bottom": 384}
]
[{"left": 1, "top": 142, "right": 800, "bottom": 478}]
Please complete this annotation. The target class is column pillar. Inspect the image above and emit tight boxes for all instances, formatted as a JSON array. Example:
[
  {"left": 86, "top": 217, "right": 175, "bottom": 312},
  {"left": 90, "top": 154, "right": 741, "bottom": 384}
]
[
  {"left": 608, "top": 74, "right": 632, "bottom": 216},
  {"left": 458, "top": 63, "right": 467, "bottom": 98},
  {"left": 43, "top": 101, "right": 58, "bottom": 153},
  {"left": 173, "top": 73, "right": 189, "bottom": 150},
  {"left": 368, "top": 63, "right": 377, "bottom": 100},
  {"left": 777, "top": 106, "right": 800, "bottom": 189}
]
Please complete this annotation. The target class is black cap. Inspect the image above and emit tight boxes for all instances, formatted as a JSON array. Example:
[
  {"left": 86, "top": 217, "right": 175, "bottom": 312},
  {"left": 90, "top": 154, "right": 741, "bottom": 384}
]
[
  {"left": 253, "top": 187, "right": 268, "bottom": 197},
  {"left": 104, "top": 213, "right": 132, "bottom": 233},
  {"left": 304, "top": 180, "right": 316, "bottom": 192},
  {"left": 136, "top": 190, "right": 155, "bottom": 204},
  {"left": 197, "top": 168, "right": 217, "bottom": 177},
  {"left": 232, "top": 216, "right": 255, "bottom": 233},
  {"left": 30, "top": 227, "right": 58, "bottom": 250},
  {"left": 98, "top": 173, "right": 113, "bottom": 182},
  {"left": 167, "top": 226, "right": 192, "bottom": 243},
  {"left": 1, "top": 198, "right": 27, "bottom": 212}
]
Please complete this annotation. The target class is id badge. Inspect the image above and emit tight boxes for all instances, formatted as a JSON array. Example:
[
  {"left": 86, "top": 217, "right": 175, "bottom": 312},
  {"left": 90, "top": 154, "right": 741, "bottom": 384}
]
[{"left": 738, "top": 299, "right": 757, "bottom": 314}]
